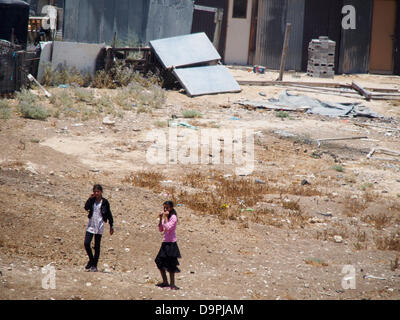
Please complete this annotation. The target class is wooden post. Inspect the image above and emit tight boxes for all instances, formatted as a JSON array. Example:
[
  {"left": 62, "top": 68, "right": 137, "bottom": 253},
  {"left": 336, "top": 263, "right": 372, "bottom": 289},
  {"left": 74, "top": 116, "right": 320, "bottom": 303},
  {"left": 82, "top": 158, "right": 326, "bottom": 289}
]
[{"left": 277, "top": 23, "right": 291, "bottom": 81}]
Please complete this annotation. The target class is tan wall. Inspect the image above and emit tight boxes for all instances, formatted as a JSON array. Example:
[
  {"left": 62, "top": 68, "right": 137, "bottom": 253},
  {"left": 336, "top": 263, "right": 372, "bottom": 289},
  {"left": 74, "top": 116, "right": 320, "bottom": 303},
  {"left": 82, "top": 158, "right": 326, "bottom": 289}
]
[{"left": 224, "top": 0, "right": 252, "bottom": 65}]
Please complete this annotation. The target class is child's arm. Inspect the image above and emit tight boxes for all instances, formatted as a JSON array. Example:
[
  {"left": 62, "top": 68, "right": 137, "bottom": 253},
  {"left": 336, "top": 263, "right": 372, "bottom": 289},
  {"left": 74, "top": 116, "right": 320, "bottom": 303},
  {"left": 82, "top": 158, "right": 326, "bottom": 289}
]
[
  {"left": 158, "top": 213, "right": 164, "bottom": 232},
  {"left": 162, "top": 214, "right": 177, "bottom": 231}
]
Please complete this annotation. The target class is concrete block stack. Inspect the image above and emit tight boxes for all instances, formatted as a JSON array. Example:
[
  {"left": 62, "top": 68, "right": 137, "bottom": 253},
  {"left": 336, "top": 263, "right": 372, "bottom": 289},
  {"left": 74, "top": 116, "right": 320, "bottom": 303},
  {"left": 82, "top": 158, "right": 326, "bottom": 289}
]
[{"left": 307, "top": 36, "right": 335, "bottom": 78}]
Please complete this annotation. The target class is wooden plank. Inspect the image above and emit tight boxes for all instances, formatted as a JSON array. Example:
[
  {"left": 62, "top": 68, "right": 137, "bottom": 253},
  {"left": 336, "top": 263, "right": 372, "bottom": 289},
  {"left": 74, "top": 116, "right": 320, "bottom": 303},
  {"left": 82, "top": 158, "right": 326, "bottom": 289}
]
[
  {"left": 317, "top": 136, "right": 368, "bottom": 148},
  {"left": 238, "top": 80, "right": 352, "bottom": 88},
  {"left": 352, "top": 81, "right": 372, "bottom": 100}
]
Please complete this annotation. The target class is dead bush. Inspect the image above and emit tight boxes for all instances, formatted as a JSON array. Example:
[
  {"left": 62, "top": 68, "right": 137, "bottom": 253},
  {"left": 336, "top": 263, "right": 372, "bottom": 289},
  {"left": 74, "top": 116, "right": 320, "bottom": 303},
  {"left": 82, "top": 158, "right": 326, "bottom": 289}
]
[
  {"left": 374, "top": 232, "right": 400, "bottom": 251},
  {"left": 361, "top": 213, "right": 392, "bottom": 230},
  {"left": 42, "top": 63, "right": 91, "bottom": 87},
  {"left": 343, "top": 195, "right": 368, "bottom": 217},
  {"left": 122, "top": 171, "right": 165, "bottom": 192}
]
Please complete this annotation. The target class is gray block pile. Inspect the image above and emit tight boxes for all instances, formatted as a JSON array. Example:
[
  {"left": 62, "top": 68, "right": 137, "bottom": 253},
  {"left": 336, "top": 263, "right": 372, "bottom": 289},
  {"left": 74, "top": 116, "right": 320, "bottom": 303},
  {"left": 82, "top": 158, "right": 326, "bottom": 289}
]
[{"left": 307, "top": 36, "right": 335, "bottom": 78}]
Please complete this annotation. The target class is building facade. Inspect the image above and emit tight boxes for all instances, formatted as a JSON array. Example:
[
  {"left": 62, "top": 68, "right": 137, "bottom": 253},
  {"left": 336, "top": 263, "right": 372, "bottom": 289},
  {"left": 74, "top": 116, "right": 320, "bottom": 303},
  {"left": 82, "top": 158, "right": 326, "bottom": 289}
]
[{"left": 193, "top": 0, "right": 400, "bottom": 74}]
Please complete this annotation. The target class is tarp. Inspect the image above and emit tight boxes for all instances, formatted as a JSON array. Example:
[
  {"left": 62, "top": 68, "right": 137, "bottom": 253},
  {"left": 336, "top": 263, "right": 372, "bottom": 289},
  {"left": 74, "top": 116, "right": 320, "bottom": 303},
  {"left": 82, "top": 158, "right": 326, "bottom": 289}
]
[{"left": 237, "top": 91, "right": 382, "bottom": 118}]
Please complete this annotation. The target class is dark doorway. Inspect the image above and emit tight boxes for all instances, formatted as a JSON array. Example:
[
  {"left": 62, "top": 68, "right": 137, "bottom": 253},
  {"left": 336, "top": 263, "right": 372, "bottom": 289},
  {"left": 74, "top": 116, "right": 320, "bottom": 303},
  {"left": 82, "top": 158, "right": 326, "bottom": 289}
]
[
  {"left": 191, "top": 0, "right": 229, "bottom": 61},
  {"left": 302, "top": 0, "right": 343, "bottom": 73}
]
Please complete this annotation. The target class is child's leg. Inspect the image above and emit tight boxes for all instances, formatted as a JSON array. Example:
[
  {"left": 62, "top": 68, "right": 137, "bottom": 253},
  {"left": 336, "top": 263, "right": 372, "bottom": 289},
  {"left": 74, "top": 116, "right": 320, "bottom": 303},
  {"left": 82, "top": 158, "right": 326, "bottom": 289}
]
[
  {"left": 159, "top": 269, "right": 168, "bottom": 285},
  {"left": 169, "top": 272, "right": 179, "bottom": 289},
  {"left": 93, "top": 234, "right": 102, "bottom": 268},
  {"left": 84, "top": 232, "right": 94, "bottom": 264}
]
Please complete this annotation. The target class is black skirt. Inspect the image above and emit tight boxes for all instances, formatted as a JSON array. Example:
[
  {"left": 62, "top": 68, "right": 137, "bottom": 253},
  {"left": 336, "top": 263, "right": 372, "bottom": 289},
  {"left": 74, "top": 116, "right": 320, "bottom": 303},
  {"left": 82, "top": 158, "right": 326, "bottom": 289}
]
[{"left": 155, "top": 242, "right": 181, "bottom": 273}]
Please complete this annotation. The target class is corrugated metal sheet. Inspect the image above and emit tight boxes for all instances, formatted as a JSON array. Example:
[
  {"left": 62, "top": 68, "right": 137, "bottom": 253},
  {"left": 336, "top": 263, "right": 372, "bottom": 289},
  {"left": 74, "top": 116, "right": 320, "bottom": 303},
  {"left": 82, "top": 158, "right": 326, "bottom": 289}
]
[
  {"left": 150, "top": 32, "right": 220, "bottom": 69},
  {"left": 63, "top": 0, "right": 193, "bottom": 45},
  {"left": 338, "top": 0, "right": 373, "bottom": 74},
  {"left": 285, "top": 0, "right": 305, "bottom": 71},
  {"left": 255, "top": 0, "right": 305, "bottom": 71},
  {"left": 173, "top": 65, "right": 241, "bottom": 96},
  {"left": 146, "top": 0, "right": 194, "bottom": 41}
]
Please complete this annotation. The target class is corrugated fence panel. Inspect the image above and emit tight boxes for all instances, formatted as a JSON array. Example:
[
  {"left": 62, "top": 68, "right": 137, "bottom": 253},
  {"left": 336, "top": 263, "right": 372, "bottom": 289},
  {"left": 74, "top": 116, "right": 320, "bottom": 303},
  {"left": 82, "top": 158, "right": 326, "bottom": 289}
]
[
  {"left": 127, "top": 0, "right": 148, "bottom": 44},
  {"left": 63, "top": 0, "right": 79, "bottom": 42},
  {"left": 285, "top": 0, "right": 305, "bottom": 71},
  {"left": 63, "top": 0, "right": 193, "bottom": 45},
  {"left": 103, "top": 0, "right": 116, "bottom": 44},
  {"left": 255, "top": 0, "right": 288, "bottom": 70},
  {"left": 339, "top": 0, "right": 373, "bottom": 74},
  {"left": 115, "top": 0, "right": 130, "bottom": 44},
  {"left": 146, "top": 0, "right": 194, "bottom": 42}
]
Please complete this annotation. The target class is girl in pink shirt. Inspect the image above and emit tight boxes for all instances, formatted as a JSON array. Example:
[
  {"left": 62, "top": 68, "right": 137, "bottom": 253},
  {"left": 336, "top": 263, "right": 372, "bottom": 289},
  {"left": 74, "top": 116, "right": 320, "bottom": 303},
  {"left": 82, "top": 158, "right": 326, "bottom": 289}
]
[{"left": 155, "top": 201, "right": 181, "bottom": 290}]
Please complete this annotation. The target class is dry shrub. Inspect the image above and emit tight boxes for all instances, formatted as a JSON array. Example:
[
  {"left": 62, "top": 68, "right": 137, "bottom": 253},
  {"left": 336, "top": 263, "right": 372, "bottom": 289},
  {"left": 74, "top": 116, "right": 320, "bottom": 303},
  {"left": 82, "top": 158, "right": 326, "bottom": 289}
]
[
  {"left": 316, "top": 223, "right": 349, "bottom": 241},
  {"left": 215, "top": 176, "right": 267, "bottom": 207},
  {"left": 361, "top": 213, "right": 392, "bottom": 230},
  {"left": 0, "top": 99, "right": 12, "bottom": 120},
  {"left": 250, "top": 207, "right": 283, "bottom": 227},
  {"left": 173, "top": 189, "right": 223, "bottom": 217},
  {"left": 354, "top": 229, "right": 368, "bottom": 250},
  {"left": 92, "top": 61, "right": 161, "bottom": 89},
  {"left": 181, "top": 171, "right": 208, "bottom": 188},
  {"left": 281, "top": 184, "right": 322, "bottom": 197},
  {"left": 122, "top": 171, "right": 165, "bottom": 192},
  {"left": 391, "top": 256, "right": 399, "bottom": 271},
  {"left": 343, "top": 195, "right": 368, "bottom": 217},
  {"left": 281, "top": 198, "right": 300, "bottom": 211},
  {"left": 363, "top": 190, "right": 379, "bottom": 203},
  {"left": 42, "top": 63, "right": 91, "bottom": 87},
  {"left": 15, "top": 89, "right": 48, "bottom": 120},
  {"left": 305, "top": 258, "right": 328, "bottom": 267},
  {"left": 374, "top": 232, "right": 400, "bottom": 251}
]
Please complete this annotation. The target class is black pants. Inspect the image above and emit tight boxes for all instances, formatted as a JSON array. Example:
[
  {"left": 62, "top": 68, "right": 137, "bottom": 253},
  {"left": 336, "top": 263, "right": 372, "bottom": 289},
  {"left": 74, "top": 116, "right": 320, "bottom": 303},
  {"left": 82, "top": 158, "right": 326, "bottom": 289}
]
[{"left": 84, "top": 232, "right": 102, "bottom": 268}]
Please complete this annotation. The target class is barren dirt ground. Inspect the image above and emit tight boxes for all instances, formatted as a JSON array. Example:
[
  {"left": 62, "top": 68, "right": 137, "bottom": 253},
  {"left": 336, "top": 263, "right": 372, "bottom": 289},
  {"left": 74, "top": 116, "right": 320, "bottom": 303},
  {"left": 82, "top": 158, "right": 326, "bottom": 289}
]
[{"left": 1, "top": 69, "right": 400, "bottom": 300}]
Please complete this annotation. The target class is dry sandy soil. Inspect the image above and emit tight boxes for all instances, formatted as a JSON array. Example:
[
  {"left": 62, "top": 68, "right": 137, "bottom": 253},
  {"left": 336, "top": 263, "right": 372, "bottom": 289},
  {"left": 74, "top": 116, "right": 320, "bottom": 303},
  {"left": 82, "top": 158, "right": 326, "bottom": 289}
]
[{"left": 0, "top": 69, "right": 400, "bottom": 300}]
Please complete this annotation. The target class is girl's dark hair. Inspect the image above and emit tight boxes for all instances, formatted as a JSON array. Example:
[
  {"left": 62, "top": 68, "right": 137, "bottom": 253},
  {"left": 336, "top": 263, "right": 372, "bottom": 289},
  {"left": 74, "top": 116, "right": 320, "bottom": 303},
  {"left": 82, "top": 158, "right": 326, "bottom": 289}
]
[
  {"left": 93, "top": 184, "right": 103, "bottom": 192},
  {"left": 163, "top": 201, "right": 177, "bottom": 220}
]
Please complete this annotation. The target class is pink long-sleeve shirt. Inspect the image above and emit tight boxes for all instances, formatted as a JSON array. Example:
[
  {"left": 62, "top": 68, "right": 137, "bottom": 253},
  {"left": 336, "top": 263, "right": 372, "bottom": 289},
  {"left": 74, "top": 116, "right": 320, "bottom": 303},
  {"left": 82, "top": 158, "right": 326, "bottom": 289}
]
[{"left": 159, "top": 214, "right": 177, "bottom": 242}]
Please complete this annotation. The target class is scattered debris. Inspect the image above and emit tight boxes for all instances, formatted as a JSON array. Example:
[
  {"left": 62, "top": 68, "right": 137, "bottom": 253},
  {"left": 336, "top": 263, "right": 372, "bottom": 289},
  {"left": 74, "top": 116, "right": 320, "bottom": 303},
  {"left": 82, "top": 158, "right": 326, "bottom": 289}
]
[
  {"left": 367, "top": 148, "right": 400, "bottom": 161},
  {"left": 102, "top": 117, "right": 115, "bottom": 126},
  {"left": 363, "top": 275, "right": 386, "bottom": 280},
  {"left": 334, "top": 235, "right": 343, "bottom": 243},
  {"left": 27, "top": 74, "right": 51, "bottom": 98},
  {"left": 317, "top": 212, "right": 333, "bottom": 218},
  {"left": 301, "top": 179, "right": 310, "bottom": 186}
]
